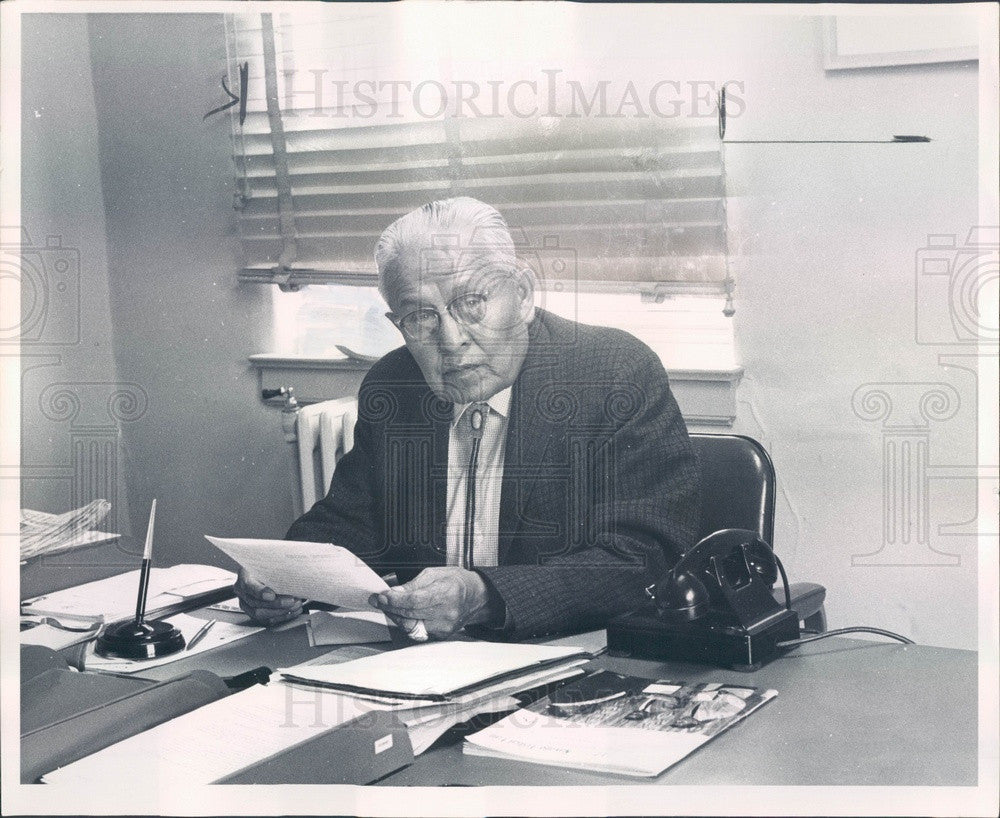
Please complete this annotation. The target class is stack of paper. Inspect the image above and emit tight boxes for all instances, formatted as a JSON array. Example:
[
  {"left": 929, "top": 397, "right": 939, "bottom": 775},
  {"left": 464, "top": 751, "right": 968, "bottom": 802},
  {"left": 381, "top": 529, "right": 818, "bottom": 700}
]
[
  {"left": 279, "top": 641, "right": 593, "bottom": 752},
  {"left": 20, "top": 564, "right": 236, "bottom": 625},
  {"left": 20, "top": 500, "right": 117, "bottom": 561},
  {"left": 280, "top": 641, "right": 592, "bottom": 700}
]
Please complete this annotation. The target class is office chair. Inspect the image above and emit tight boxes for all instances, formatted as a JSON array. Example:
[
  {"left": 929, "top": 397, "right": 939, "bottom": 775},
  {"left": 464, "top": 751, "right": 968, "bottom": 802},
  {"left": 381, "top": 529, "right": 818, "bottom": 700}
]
[{"left": 689, "top": 433, "right": 827, "bottom": 632}]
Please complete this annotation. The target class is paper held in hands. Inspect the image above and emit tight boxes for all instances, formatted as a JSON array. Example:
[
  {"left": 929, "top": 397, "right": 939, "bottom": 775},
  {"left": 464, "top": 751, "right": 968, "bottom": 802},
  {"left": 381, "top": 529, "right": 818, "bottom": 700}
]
[{"left": 204, "top": 536, "right": 388, "bottom": 611}]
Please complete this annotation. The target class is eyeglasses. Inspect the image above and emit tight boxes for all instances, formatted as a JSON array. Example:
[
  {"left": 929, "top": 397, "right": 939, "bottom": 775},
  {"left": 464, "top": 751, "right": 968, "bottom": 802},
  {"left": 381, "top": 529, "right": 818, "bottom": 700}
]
[{"left": 392, "top": 282, "right": 508, "bottom": 341}]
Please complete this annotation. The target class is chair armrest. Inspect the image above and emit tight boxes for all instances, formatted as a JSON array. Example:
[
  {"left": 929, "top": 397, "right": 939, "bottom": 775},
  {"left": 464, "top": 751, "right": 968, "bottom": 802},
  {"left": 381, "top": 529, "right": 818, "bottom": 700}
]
[{"left": 772, "top": 581, "right": 826, "bottom": 620}]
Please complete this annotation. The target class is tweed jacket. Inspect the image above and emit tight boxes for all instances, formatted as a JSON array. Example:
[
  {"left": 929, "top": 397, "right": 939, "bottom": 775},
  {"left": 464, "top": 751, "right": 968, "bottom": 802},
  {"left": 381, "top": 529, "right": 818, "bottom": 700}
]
[{"left": 286, "top": 308, "right": 700, "bottom": 639}]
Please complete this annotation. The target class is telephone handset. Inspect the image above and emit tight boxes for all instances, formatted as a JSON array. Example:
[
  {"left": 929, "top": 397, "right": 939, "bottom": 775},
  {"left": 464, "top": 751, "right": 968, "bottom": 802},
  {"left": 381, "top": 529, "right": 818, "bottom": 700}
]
[
  {"left": 647, "top": 529, "right": 782, "bottom": 626},
  {"left": 607, "top": 529, "right": 801, "bottom": 671}
]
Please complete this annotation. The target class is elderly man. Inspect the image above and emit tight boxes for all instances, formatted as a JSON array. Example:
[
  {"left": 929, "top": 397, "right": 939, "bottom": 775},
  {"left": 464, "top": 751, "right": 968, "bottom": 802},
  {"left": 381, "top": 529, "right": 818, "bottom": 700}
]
[{"left": 236, "top": 197, "right": 699, "bottom": 640}]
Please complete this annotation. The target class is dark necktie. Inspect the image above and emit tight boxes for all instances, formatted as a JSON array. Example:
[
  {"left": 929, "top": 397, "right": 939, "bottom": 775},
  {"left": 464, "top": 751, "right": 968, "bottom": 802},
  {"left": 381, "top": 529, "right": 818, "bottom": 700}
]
[{"left": 462, "top": 403, "right": 487, "bottom": 569}]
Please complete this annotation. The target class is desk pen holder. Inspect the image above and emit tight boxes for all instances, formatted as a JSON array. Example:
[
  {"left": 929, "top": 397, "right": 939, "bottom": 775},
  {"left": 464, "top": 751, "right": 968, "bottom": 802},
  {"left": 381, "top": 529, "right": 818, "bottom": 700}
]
[{"left": 94, "top": 618, "right": 186, "bottom": 660}]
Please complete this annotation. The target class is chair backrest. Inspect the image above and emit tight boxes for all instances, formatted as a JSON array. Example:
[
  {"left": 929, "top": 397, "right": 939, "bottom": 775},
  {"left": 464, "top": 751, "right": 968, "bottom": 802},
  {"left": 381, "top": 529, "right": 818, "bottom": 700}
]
[
  {"left": 288, "top": 397, "right": 358, "bottom": 518},
  {"left": 689, "top": 433, "right": 776, "bottom": 545}
]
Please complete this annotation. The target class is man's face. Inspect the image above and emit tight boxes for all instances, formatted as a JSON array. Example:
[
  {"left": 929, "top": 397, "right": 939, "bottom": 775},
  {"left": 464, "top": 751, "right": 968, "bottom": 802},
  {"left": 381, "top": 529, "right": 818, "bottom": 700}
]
[{"left": 385, "top": 250, "right": 534, "bottom": 404}]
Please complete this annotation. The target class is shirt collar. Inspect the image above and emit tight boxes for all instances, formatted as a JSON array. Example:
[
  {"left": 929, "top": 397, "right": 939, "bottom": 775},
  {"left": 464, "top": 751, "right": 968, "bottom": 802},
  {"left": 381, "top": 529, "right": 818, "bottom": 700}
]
[{"left": 452, "top": 386, "right": 512, "bottom": 425}]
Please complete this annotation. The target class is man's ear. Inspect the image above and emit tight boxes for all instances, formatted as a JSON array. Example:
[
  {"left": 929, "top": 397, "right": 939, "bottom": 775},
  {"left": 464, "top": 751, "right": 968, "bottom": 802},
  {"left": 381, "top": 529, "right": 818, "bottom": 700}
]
[{"left": 515, "top": 265, "right": 537, "bottom": 317}]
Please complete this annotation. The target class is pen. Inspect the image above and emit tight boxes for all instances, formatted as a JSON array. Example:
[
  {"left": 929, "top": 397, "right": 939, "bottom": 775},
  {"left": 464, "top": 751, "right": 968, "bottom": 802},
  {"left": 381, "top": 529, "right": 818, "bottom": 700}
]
[
  {"left": 133, "top": 499, "right": 157, "bottom": 625},
  {"left": 186, "top": 619, "right": 216, "bottom": 651}
]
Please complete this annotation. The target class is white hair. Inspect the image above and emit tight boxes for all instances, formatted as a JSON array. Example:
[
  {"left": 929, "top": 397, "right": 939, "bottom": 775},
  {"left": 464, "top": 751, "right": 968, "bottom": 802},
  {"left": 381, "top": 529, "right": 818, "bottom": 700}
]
[{"left": 374, "top": 197, "right": 517, "bottom": 306}]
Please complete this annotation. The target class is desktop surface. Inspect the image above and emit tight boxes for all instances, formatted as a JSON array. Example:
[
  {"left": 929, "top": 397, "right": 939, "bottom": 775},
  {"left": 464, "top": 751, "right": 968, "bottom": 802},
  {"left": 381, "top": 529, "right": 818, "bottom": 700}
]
[
  {"left": 55, "top": 619, "right": 978, "bottom": 787},
  {"left": 381, "top": 637, "right": 977, "bottom": 787},
  {"left": 21, "top": 550, "right": 977, "bottom": 787}
]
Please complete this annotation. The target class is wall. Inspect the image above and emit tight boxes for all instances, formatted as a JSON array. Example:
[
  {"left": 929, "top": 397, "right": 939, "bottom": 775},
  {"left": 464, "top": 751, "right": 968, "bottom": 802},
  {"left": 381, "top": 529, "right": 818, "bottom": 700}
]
[
  {"left": 721, "top": 16, "right": 982, "bottom": 651},
  {"left": 86, "top": 14, "right": 291, "bottom": 565},
  {"left": 20, "top": 10, "right": 984, "bottom": 648},
  {"left": 562, "top": 7, "right": 985, "bottom": 649},
  {"left": 18, "top": 14, "right": 129, "bottom": 537}
]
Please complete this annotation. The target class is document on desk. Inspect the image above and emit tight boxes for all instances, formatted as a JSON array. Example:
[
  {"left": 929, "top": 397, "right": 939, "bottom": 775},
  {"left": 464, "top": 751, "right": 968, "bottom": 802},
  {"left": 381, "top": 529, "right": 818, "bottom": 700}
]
[
  {"left": 41, "top": 680, "right": 372, "bottom": 786},
  {"left": 205, "top": 536, "right": 388, "bottom": 610},
  {"left": 20, "top": 621, "right": 102, "bottom": 651},
  {"left": 20, "top": 564, "right": 237, "bottom": 624},
  {"left": 464, "top": 672, "right": 779, "bottom": 777}
]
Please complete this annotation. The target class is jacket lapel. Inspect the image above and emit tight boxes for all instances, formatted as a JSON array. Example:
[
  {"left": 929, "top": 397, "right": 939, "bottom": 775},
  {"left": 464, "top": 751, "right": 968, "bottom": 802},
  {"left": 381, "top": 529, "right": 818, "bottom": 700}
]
[{"left": 498, "top": 313, "right": 564, "bottom": 561}]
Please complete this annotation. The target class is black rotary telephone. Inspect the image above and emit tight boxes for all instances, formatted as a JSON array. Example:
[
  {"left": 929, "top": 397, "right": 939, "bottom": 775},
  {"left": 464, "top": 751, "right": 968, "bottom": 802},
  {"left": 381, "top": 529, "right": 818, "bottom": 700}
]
[{"left": 606, "top": 529, "right": 801, "bottom": 671}]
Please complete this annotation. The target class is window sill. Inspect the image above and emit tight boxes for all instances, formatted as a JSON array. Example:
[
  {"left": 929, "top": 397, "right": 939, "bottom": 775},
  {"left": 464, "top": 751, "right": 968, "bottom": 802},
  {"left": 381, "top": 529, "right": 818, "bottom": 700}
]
[
  {"left": 667, "top": 366, "right": 744, "bottom": 428},
  {"left": 250, "top": 353, "right": 373, "bottom": 408},
  {"left": 250, "top": 353, "right": 742, "bottom": 426},
  {"left": 249, "top": 353, "right": 374, "bottom": 372}
]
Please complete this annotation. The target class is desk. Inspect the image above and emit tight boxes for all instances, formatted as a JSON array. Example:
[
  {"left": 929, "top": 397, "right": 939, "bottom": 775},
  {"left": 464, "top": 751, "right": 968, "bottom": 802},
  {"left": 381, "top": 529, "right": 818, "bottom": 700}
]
[
  {"left": 21, "top": 548, "right": 977, "bottom": 787},
  {"left": 67, "top": 613, "right": 975, "bottom": 787},
  {"left": 386, "top": 639, "right": 977, "bottom": 787}
]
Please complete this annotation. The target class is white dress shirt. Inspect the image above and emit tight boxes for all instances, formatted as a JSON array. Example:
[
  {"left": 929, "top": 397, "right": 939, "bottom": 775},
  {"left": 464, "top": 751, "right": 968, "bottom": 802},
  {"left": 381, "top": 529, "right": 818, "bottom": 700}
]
[{"left": 445, "top": 387, "right": 511, "bottom": 569}]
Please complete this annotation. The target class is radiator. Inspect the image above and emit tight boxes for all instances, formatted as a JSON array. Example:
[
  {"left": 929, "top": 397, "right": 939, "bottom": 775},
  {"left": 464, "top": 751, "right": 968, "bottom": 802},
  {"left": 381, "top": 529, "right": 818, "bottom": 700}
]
[{"left": 286, "top": 397, "right": 358, "bottom": 518}]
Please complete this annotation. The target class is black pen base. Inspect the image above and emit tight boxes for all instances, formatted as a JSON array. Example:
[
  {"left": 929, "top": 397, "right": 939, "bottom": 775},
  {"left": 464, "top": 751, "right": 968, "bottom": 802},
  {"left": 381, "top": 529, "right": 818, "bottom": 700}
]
[{"left": 95, "top": 618, "right": 186, "bottom": 660}]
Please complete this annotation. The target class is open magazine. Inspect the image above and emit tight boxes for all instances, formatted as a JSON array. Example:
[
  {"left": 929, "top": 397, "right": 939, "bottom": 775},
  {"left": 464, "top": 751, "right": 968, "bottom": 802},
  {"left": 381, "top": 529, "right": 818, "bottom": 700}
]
[{"left": 464, "top": 670, "right": 777, "bottom": 778}]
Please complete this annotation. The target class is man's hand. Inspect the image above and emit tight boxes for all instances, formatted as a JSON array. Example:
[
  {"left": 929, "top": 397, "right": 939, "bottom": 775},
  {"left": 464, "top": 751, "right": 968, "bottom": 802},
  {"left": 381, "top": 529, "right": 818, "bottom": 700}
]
[
  {"left": 234, "top": 569, "right": 304, "bottom": 626},
  {"left": 369, "top": 566, "right": 495, "bottom": 639}
]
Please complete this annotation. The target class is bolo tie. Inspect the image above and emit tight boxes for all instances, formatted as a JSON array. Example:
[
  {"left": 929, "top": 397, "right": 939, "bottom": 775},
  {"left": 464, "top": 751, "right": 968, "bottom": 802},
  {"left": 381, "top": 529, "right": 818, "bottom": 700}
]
[{"left": 462, "top": 404, "right": 487, "bottom": 570}]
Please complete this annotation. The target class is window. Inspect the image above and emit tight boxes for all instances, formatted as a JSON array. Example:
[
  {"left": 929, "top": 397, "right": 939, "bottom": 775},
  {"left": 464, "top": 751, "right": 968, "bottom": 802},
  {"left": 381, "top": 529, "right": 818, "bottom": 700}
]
[{"left": 228, "top": 5, "right": 738, "bottom": 378}]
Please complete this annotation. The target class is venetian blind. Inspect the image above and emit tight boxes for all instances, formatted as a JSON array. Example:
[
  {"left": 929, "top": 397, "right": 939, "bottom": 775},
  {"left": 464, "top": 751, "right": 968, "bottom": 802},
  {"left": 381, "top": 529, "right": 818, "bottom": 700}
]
[{"left": 225, "top": 9, "right": 729, "bottom": 295}]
